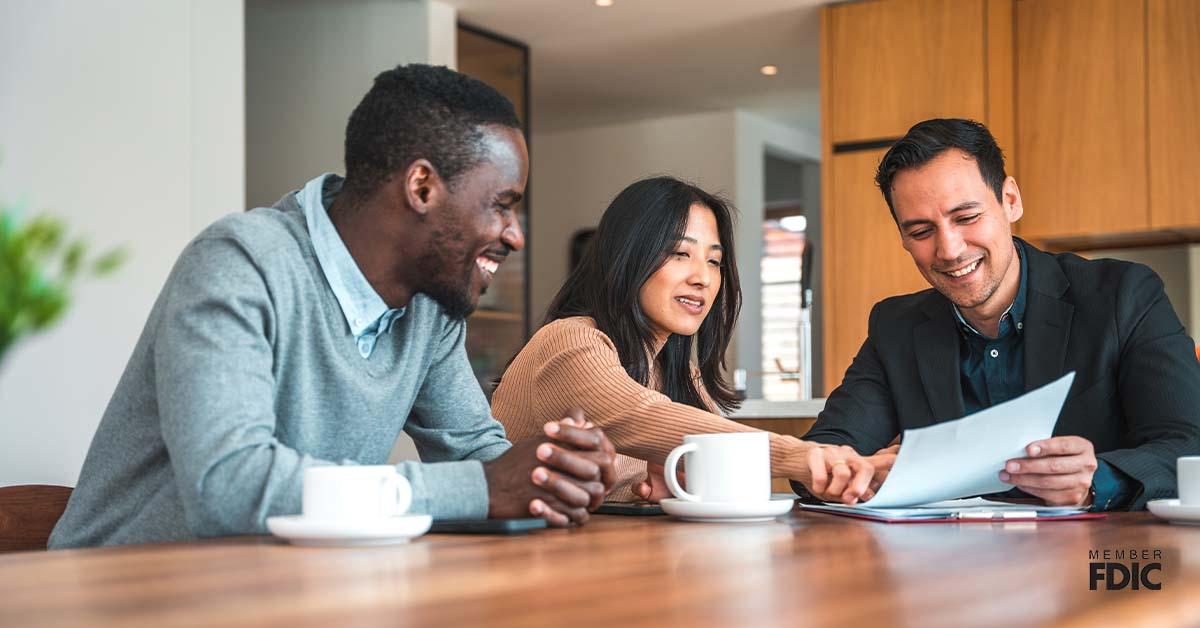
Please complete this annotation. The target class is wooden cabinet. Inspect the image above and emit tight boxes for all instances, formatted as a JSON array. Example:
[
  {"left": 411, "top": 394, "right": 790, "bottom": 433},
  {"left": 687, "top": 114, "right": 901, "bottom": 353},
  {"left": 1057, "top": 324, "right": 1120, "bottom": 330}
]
[
  {"left": 826, "top": 0, "right": 987, "bottom": 144},
  {"left": 822, "top": 150, "right": 928, "bottom": 392},
  {"left": 1149, "top": 0, "right": 1200, "bottom": 230},
  {"left": 1014, "top": 0, "right": 1148, "bottom": 240}
]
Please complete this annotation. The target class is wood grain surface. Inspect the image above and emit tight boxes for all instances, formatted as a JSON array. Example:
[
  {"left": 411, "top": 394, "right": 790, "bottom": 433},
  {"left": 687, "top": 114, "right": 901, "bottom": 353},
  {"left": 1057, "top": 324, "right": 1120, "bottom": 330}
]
[
  {"left": 0, "top": 485, "right": 73, "bottom": 553},
  {"left": 1148, "top": 0, "right": 1200, "bottom": 230},
  {"left": 1015, "top": 0, "right": 1148, "bottom": 240},
  {"left": 1, "top": 512, "right": 1195, "bottom": 627}
]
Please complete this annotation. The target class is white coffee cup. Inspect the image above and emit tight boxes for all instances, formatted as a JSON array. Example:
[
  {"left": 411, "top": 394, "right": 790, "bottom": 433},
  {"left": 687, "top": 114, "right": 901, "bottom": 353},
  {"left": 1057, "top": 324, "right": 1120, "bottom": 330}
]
[
  {"left": 302, "top": 465, "right": 412, "bottom": 521},
  {"left": 663, "top": 432, "right": 771, "bottom": 503},
  {"left": 1179, "top": 456, "right": 1200, "bottom": 505}
]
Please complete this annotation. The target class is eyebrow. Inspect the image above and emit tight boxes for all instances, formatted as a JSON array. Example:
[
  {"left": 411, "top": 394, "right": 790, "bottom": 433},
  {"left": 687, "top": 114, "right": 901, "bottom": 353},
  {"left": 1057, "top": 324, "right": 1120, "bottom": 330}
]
[
  {"left": 680, "top": 236, "right": 724, "bottom": 251},
  {"left": 496, "top": 190, "right": 523, "bottom": 204},
  {"left": 898, "top": 201, "right": 981, "bottom": 231}
]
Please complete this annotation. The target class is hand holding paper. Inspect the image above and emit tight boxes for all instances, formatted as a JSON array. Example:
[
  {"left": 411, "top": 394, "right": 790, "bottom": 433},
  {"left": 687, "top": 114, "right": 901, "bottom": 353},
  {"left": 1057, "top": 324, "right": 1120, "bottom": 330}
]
[{"left": 859, "top": 372, "right": 1076, "bottom": 509}]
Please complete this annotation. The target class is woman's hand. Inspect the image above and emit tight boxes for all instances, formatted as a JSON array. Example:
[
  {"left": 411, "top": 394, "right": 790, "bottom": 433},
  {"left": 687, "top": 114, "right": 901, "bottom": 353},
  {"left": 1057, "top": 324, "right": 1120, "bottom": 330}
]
[
  {"left": 634, "top": 462, "right": 681, "bottom": 503},
  {"left": 799, "top": 444, "right": 879, "bottom": 505}
]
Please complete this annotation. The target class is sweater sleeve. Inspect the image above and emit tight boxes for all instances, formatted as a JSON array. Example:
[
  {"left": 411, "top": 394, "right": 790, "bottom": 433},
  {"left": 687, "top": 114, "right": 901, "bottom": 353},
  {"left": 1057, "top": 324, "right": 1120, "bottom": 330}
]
[{"left": 528, "top": 322, "right": 812, "bottom": 480}]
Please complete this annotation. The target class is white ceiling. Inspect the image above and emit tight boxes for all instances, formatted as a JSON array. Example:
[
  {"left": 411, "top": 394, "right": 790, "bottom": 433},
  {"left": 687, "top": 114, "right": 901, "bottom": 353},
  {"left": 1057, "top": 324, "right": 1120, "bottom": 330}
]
[{"left": 445, "top": 0, "right": 824, "bottom": 134}]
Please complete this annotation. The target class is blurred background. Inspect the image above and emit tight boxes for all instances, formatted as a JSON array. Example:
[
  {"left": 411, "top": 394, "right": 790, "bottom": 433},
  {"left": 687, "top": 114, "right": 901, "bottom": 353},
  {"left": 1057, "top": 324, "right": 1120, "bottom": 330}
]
[{"left": 2, "top": 0, "right": 1197, "bottom": 485}]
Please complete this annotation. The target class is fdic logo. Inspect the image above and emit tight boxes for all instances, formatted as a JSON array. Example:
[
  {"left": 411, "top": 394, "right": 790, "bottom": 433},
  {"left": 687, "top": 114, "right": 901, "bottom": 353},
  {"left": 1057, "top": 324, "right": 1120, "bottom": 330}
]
[{"left": 1089, "top": 549, "right": 1163, "bottom": 591}]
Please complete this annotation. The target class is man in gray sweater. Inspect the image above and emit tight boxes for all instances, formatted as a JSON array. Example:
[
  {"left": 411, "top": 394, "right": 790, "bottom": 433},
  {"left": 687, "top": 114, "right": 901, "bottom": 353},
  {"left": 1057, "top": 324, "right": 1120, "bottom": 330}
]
[{"left": 50, "top": 65, "right": 616, "bottom": 548}]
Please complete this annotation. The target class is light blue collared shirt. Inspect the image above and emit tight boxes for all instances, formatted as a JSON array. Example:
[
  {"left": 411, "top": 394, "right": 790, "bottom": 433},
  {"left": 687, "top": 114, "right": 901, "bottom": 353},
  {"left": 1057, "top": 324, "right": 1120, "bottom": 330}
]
[{"left": 300, "top": 173, "right": 404, "bottom": 358}]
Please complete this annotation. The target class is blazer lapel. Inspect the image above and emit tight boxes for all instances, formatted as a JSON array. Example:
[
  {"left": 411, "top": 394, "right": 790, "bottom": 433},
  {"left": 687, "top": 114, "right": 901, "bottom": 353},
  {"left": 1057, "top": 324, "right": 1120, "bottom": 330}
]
[
  {"left": 914, "top": 296, "right": 966, "bottom": 422},
  {"left": 1020, "top": 240, "right": 1074, "bottom": 391}
]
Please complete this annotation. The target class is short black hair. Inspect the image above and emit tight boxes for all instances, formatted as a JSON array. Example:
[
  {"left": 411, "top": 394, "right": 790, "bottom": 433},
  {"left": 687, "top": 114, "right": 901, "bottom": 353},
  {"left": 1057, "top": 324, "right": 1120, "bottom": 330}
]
[
  {"left": 875, "top": 118, "right": 1007, "bottom": 221},
  {"left": 342, "top": 64, "right": 521, "bottom": 200}
]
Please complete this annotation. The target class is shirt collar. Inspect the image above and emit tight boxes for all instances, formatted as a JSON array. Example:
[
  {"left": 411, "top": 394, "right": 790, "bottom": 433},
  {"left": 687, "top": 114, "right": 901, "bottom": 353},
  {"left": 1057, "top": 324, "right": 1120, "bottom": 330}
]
[
  {"left": 300, "top": 173, "right": 401, "bottom": 337},
  {"left": 952, "top": 239, "right": 1027, "bottom": 339}
]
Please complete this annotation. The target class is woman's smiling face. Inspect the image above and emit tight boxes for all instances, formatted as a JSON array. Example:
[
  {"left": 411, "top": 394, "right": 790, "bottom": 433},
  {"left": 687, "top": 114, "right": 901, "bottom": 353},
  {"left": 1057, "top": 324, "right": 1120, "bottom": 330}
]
[{"left": 638, "top": 203, "right": 724, "bottom": 347}]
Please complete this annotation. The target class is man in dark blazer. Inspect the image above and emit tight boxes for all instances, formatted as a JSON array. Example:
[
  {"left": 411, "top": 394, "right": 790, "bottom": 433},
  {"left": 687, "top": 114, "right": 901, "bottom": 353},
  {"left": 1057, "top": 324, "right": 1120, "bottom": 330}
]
[{"left": 805, "top": 118, "right": 1200, "bottom": 510}]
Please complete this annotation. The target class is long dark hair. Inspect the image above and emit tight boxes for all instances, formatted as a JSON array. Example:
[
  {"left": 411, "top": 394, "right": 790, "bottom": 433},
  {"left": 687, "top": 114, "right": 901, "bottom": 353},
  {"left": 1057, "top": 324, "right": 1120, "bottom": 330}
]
[{"left": 543, "top": 176, "right": 742, "bottom": 413}]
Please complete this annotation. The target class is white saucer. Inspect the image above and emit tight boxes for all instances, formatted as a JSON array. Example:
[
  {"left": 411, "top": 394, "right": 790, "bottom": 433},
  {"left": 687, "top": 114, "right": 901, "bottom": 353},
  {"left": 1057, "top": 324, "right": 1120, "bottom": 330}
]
[
  {"left": 266, "top": 514, "right": 432, "bottom": 546},
  {"left": 660, "top": 497, "right": 795, "bottom": 522},
  {"left": 1146, "top": 499, "right": 1200, "bottom": 526}
]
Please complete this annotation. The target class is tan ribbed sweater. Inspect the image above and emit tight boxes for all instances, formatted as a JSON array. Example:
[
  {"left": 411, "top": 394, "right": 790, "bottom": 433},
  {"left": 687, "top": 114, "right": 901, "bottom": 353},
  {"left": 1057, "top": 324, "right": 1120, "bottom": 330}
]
[{"left": 491, "top": 316, "right": 812, "bottom": 501}]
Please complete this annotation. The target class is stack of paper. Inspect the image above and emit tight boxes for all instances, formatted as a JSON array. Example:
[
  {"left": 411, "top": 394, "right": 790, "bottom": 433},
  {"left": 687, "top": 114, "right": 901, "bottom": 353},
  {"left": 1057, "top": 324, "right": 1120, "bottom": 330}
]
[{"left": 800, "top": 497, "right": 1091, "bottom": 522}]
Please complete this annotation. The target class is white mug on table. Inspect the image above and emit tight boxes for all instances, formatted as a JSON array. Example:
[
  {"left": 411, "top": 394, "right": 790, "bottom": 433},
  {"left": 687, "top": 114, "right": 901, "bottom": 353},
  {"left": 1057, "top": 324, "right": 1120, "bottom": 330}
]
[
  {"left": 302, "top": 465, "right": 412, "bottom": 521},
  {"left": 663, "top": 432, "right": 771, "bottom": 503},
  {"left": 1179, "top": 456, "right": 1200, "bottom": 505}
]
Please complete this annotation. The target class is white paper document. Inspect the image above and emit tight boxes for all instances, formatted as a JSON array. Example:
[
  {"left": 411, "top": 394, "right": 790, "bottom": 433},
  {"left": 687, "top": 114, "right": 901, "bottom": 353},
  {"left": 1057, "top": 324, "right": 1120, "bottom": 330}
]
[{"left": 858, "top": 372, "right": 1076, "bottom": 509}]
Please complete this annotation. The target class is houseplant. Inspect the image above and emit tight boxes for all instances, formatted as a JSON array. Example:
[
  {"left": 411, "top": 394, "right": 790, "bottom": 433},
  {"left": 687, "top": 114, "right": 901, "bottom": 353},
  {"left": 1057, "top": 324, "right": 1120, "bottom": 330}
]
[{"left": 0, "top": 206, "right": 125, "bottom": 369}]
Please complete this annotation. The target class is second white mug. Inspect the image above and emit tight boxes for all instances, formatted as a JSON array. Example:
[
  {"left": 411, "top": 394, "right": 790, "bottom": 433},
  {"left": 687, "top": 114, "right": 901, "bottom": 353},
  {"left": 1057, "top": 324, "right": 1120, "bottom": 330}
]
[
  {"left": 663, "top": 432, "right": 771, "bottom": 503},
  {"left": 1179, "top": 456, "right": 1200, "bottom": 505}
]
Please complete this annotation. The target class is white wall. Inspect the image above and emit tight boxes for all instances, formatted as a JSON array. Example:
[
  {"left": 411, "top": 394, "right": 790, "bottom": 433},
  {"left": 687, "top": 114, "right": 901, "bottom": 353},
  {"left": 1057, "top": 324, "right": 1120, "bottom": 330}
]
[
  {"left": 529, "top": 110, "right": 820, "bottom": 396},
  {"left": 0, "top": 0, "right": 245, "bottom": 486},
  {"left": 245, "top": 0, "right": 456, "bottom": 208},
  {"left": 1191, "top": 245, "right": 1200, "bottom": 340}
]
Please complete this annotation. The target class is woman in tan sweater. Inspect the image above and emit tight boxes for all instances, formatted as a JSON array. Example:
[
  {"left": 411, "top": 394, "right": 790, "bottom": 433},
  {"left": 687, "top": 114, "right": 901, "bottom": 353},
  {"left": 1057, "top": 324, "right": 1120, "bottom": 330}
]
[{"left": 492, "top": 176, "right": 886, "bottom": 504}]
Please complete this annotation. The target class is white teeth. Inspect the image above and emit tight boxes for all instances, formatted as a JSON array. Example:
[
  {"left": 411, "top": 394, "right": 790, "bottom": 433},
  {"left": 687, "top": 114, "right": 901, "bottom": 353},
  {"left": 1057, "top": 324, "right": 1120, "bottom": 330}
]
[
  {"left": 475, "top": 257, "right": 499, "bottom": 275},
  {"left": 947, "top": 260, "right": 980, "bottom": 278},
  {"left": 675, "top": 297, "right": 701, "bottom": 307}
]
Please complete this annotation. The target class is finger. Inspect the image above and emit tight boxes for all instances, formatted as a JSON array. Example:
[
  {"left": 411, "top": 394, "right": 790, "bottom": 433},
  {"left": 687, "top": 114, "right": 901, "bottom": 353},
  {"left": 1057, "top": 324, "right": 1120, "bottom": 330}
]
[
  {"left": 1004, "top": 454, "right": 1091, "bottom": 476},
  {"left": 1026, "top": 436, "right": 1089, "bottom": 458},
  {"left": 538, "top": 493, "right": 590, "bottom": 525},
  {"left": 807, "top": 447, "right": 829, "bottom": 494},
  {"left": 580, "top": 480, "right": 607, "bottom": 511},
  {"left": 873, "top": 467, "right": 891, "bottom": 485},
  {"left": 825, "top": 460, "right": 852, "bottom": 499},
  {"left": 535, "top": 443, "right": 601, "bottom": 481},
  {"left": 543, "top": 421, "right": 603, "bottom": 451},
  {"left": 590, "top": 431, "right": 619, "bottom": 487},
  {"left": 1001, "top": 471, "right": 1090, "bottom": 491},
  {"left": 531, "top": 467, "right": 593, "bottom": 508},
  {"left": 530, "top": 498, "right": 570, "bottom": 527},
  {"left": 635, "top": 481, "right": 652, "bottom": 500},
  {"left": 844, "top": 459, "right": 874, "bottom": 504}
]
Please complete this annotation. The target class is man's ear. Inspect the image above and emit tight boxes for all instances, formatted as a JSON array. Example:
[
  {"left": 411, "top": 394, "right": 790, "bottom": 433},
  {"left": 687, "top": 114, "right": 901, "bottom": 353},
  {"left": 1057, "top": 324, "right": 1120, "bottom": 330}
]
[
  {"left": 1002, "top": 176, "right": 1024, "bottom": 224},
  {"left": 402, "top": 159, "right": 446, "bottom": 216}
]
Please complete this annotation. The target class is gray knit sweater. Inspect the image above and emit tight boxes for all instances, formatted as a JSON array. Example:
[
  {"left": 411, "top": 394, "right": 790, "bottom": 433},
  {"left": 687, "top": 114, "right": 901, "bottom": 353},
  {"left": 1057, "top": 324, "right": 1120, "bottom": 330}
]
[{"left": 49, "top": 188, "right": 511, "bottom": 548}]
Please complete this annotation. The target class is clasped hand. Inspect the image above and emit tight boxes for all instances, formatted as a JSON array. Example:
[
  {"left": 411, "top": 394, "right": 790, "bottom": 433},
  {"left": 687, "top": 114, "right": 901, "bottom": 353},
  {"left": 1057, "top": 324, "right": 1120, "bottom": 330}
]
[{"left": 483, "top": 409, "right": 617, "bottom": 527}]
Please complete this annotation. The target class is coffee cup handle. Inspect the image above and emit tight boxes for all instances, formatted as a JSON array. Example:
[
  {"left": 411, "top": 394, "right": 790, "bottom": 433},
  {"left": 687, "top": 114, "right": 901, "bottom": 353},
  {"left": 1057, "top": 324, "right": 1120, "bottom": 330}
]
[
  {"left": 379, "top": 473, "right": 413, "bottom": 517},
  {"left": 664, "top": 442, "right": 699, "bottom": 502}
]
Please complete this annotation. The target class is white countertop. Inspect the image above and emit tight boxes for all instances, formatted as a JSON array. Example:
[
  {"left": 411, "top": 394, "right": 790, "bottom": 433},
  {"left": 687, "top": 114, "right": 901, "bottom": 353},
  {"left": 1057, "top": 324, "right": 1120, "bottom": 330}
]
[{"left": 729, "top": 398, "right": 826, "bottom": 419}]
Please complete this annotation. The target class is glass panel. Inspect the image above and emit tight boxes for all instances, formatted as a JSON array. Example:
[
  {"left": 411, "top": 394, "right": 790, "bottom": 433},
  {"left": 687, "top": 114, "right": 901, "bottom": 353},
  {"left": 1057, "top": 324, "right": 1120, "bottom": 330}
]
[{"left": 761, "top": 220, "right": 808, "bottom": 401}]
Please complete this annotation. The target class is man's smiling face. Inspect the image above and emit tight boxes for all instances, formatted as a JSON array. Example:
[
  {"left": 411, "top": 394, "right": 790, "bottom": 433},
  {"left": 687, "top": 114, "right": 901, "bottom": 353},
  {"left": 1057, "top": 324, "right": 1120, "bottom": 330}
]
[
  {"left": 413, "top": 125, "right": 528, "bottom": 319},
  {"left": 889, "top": 148, "right": 1023, "bottom": 314}
]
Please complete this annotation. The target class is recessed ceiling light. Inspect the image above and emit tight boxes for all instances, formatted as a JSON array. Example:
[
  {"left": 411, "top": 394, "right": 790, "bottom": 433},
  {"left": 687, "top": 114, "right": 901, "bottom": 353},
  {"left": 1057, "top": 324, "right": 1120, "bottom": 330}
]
[
  {"left": 760, "top": 65, "right": 779, "bottom": 76},
  {"left": 595, "top": 0, "right": 614, "bottom": 6}
]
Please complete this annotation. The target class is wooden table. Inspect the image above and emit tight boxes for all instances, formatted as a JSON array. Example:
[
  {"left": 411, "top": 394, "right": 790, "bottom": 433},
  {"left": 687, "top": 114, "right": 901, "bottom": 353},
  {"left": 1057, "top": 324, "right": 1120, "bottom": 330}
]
[{"left": 1, "top": 511, "right": 1198, "bottom": 627}]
